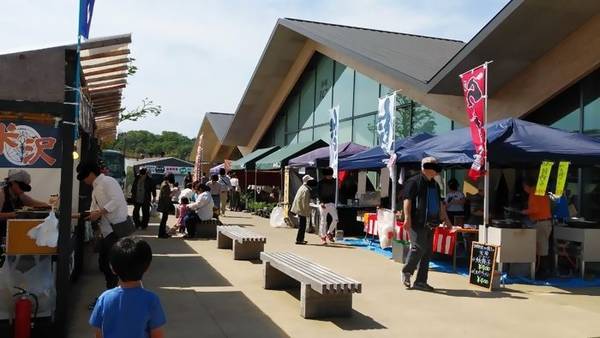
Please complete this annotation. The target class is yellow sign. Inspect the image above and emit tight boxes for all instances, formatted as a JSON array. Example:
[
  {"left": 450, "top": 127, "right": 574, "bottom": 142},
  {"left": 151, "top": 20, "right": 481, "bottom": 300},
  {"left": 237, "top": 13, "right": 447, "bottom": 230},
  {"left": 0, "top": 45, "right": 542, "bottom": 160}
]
[
  {"left": 555, "top": 161, "right": 570, "bottom": 196},
  {"left": 535, "top": 161, "right": 554, "bottom": 196}
]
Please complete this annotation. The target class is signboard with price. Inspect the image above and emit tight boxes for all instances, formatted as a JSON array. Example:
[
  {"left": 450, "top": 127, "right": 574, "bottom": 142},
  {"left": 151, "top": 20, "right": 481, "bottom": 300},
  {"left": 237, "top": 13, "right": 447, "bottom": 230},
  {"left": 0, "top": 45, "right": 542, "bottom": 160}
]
[{"left": 469, "top": 242, "right": 499, "bottom": 290}]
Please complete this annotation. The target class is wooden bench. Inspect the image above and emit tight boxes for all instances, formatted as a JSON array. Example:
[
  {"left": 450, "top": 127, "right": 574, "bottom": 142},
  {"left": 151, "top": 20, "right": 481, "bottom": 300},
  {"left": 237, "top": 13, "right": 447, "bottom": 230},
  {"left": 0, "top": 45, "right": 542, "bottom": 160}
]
[
  {"left": 260, "top": 252, "right": 362, "bottom": 318},
  {"left": 217, "top": 226, "right": 266, "bottom": 260}
]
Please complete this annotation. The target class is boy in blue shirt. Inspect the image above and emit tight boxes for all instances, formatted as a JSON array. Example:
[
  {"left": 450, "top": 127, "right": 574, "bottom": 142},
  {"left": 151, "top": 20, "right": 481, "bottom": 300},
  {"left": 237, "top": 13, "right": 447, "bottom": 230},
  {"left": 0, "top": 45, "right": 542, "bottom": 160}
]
[{"left": 90, "top": 238, "right": 166, "bottom": 338}]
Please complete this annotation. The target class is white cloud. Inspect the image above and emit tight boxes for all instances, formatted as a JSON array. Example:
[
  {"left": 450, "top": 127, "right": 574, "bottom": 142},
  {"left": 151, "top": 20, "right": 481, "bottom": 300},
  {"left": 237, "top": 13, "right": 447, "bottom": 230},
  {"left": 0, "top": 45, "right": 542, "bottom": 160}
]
[{"left": 0, "top": 0, "right": 508, "bottom": 137}]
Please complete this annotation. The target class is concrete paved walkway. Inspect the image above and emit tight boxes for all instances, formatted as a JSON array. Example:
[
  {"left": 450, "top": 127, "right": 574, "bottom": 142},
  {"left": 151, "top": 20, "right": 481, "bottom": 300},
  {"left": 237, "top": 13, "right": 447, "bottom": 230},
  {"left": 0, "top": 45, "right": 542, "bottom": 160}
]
[{"left": 68, "top": 211, "right": 600, "bottom": 337}]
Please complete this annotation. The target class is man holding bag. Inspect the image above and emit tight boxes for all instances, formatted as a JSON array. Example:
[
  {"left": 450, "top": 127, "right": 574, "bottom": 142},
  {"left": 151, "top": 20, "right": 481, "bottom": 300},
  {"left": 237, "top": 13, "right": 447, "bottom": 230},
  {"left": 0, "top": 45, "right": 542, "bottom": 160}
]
[{"left": 77, "top": 162, "right": 129, "bottom": 290}]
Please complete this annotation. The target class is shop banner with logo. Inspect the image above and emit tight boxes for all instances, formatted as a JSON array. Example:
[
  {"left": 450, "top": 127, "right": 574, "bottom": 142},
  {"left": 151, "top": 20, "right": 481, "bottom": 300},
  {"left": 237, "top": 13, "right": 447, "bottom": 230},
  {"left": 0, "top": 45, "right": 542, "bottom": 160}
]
[
  {"left": 555, "top": 161, "right": 570, "bottom": 196},
  {"left": 194, "top": 134, "right": 203, "bottom": 181},
  {"left": 329, "top": 105, "right": 340, "bottom": 178},
  {"left": 535, "top": 161, "right": 554, "bottom": 196},
  {"left": 377, "top": 93, "right": 396, "bottom": 155},
  {"left": 459, "top": 64, "right": 488, "bottom": 181},
  {"left": 0, "top": 122, "right": 61, "bottom": 168}
]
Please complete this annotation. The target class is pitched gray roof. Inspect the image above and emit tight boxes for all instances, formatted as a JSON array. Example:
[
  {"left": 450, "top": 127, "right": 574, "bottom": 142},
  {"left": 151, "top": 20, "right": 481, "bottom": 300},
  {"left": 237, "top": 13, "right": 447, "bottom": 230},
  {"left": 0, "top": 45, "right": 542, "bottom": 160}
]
[
  {"left": 281, "top": 18, "right": 464, "bottom": 85},
  {"left": 204, "top": 112, "right": 234, "bottom": 142}
]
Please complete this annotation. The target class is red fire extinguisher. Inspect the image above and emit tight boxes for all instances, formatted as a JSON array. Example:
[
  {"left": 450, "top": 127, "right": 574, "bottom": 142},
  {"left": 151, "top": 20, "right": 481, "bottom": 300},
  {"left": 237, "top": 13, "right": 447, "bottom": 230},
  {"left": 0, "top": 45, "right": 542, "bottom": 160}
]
[{"left": 13, "top": 287, "right": 39, "bottom": 338}]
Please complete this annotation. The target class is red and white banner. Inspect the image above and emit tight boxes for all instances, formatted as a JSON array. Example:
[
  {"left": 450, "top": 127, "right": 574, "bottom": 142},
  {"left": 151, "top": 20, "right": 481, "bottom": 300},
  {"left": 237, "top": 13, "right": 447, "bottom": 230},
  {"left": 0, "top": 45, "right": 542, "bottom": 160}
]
[
  {"left": 459, "top": 64, "right": 487, "bottom": 181},
  {"left": 193, "top": 134, "right": 203, "bottom": 181}
]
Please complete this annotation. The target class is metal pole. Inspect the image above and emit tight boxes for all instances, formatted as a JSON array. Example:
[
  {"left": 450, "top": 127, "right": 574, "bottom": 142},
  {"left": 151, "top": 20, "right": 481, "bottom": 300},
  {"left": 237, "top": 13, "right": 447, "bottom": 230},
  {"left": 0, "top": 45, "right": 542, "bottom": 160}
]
[
  {"left": 483, "top": 61, "right": 490, "bottom": 244},
  {"left": 254, "top": 169, "right": 258, "bottom": 212}
]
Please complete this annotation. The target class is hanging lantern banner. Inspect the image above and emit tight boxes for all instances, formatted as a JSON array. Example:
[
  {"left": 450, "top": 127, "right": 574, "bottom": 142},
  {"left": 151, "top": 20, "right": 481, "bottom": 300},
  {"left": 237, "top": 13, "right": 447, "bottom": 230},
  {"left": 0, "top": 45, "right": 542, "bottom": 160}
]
[
  {"left": 193, "top": 134, "right": 203, "bottom": 181},
  {"left": 555, "top": 161, "right": 570, "bottom": 196},
  {"left": 535, "top": 161, "right": 554, "bottom": 196},
  {"left": 329, "top": 105, "right": 340, "bottom": 178},
  {"left": 459, "top": 64, "right": 488, "bottom": 181},
  {"left": 0, "top": 122, "right": 61, "bottom": 168},
  {"left": 377, "top": 93, "right": 396, "bottom": 156}
]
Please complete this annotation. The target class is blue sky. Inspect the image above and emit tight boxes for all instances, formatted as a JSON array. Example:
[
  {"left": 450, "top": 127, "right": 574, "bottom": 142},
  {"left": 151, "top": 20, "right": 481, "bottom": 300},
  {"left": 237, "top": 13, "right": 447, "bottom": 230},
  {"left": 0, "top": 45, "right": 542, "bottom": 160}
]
[{"left": 0, "top": 0, "right": 509, "bottom": 137}]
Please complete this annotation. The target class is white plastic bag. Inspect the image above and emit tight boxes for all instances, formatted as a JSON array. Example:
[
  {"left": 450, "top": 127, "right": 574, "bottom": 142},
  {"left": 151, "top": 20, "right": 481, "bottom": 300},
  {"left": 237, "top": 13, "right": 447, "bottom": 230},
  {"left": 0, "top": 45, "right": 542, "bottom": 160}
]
[
  {"left": 377, "top": 208, "right": 395, "bottom": 249},
  {"left": 2, "top": 256, "right": 56, "bottom": 318},
  {"left": 27, "top": 212, "right": 59, "bottom": 247},
  {"left": 269, "top": 206, "right": 287, "bottom": 228}
]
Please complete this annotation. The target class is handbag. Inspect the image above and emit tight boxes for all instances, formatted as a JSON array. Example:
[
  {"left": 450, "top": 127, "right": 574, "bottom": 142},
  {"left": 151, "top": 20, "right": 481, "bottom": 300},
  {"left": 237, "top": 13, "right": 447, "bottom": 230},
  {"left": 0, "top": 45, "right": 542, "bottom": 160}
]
[{"left": 111, "top": 216, "right": 135, "bottom": 238}]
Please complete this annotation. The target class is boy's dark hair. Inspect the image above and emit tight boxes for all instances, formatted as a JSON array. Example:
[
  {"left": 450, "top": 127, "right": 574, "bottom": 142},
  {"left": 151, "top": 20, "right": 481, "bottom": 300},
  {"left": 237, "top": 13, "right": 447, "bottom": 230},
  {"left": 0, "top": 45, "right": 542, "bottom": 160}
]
[
  {"left": 180, "top": 197, "right": 189, "bottom": 204},
  {"left": 219, "top": 168, "right": 226, "bottom": 175},
  {"left": 322, "top": 167, "right": 334, "bottom": 176},
  {"left": 109, "top": 238, "right": 152, "bottom": 282},
  {"left": 211, "top": 174, "right": 218, "bottom": 181}
]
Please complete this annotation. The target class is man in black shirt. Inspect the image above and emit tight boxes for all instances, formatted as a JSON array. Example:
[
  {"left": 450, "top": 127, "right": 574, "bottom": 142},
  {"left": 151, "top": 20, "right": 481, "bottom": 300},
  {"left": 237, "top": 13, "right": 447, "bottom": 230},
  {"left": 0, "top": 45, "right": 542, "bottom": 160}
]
[
  {"left": 401, "top": 157, "right": 452, "bottom": 291},
  {"left": 318, "top": 167, "right": 337, "bottom": 244}
]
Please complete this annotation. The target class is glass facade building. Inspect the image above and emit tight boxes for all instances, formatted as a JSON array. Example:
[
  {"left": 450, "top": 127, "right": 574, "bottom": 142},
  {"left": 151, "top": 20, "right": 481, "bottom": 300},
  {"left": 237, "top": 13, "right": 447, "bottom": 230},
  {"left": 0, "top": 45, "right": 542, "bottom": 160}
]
[
  {"left": 526, "top": 68, "right": 600, "bottom": 221},
  {"left": 258, "top": 53, "right": 459, "bottom": 148}
]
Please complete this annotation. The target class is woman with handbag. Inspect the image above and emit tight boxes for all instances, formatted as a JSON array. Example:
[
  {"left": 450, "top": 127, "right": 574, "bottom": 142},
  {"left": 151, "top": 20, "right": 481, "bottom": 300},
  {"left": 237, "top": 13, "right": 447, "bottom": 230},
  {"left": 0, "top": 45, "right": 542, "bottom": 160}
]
[{"left": 157, "top": 173, "right": 175, "bottom": 238}]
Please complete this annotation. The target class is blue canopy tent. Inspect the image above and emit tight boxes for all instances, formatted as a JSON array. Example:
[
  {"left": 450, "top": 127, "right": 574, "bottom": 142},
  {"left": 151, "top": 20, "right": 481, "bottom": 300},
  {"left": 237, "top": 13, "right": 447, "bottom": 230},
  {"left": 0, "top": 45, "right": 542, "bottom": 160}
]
[
  {"left": 288, "top": 142, "right": 368, "bottom": 168},
  {"left": 339, "top": 133, "right": 433, "bottom": 170},
  {"left": 397, "top": 118, "right": 600, "bottom": 167}
]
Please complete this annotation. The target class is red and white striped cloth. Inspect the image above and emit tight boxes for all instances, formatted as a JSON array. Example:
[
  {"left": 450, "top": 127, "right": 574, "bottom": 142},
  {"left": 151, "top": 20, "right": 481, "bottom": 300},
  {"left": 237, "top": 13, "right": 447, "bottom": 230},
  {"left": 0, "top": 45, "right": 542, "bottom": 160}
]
[
  {"left": 432, "top": 227, "right": 457, "bottom": 255},
  {"left": 364, "top": 213, "right": 378, "bottom": 236}
]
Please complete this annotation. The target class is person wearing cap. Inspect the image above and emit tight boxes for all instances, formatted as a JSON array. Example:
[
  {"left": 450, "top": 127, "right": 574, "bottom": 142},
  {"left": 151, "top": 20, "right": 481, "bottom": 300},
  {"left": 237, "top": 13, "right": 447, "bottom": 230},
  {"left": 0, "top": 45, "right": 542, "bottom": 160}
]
[
  {"left": 401, "top": 157, "right": 452, "bottom": 291},
  {"left": 184, "top": 183, "right": 214, "bottom": 238},
  {"left": 77, "top": 161, "right": 129, "bottom": 290},
  {"left": 0, "top": 169, "right": 50, "bottom": 237},
  {"left": 291, "top": 174, "right": 314, "bottom": 245}
]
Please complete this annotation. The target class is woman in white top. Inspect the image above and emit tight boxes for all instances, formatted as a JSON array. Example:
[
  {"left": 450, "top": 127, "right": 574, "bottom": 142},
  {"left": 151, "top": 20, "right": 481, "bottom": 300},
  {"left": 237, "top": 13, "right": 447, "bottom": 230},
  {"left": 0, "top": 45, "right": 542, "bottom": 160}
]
[{"left": 445, "top": 178, "right": 465, "bottom": 225}]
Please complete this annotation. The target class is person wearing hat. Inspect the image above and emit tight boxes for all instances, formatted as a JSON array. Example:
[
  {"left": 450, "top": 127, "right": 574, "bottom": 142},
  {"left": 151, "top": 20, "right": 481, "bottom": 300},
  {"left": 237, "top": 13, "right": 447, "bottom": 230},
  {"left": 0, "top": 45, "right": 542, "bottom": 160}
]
[
  {"left": 183, "top": 183, "right": 214, "bottom": 238},
  {"left": 0, "top": 169, "right": 50, "bottom": 237},
  {"left": 401, "top": 157, "right": 452, "bottom": 291},
  {"left": 290, "top": 174, "right": 314, "bottom": 245},
  {"left": 77, "top": 161, "right": 129, "bottom": 290}
]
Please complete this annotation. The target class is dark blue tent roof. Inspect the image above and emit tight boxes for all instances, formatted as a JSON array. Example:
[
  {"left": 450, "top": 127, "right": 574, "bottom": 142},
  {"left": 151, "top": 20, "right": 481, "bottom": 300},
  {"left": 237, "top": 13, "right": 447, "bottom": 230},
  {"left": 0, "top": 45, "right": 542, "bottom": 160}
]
[
  {"left": 397, "top": 118, "right": 600, "bottom": 167},
  {"left": 288, "top": 142, "right": 368, "bottom": 168},
  {"left": 339, "top": 133, "right": 433, "bottom": 170}
]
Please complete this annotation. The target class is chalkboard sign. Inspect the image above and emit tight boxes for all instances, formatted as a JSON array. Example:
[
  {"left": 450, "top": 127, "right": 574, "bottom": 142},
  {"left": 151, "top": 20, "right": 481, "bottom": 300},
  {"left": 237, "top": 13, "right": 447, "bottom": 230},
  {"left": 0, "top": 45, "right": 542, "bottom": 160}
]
[{"left": 468, "top": 242, "right": 499, "bottom": 290}]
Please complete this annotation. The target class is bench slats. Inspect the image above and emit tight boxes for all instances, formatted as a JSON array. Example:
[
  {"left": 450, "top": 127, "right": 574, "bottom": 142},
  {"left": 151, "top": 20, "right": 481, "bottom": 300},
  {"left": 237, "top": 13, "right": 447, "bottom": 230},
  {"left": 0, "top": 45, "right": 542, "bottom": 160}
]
[
  {"left": 217, "top": 225, "right": 266, "bottom": 243},
  {"left": 261, "top": 252, "right": 361, "bottom": 294}
]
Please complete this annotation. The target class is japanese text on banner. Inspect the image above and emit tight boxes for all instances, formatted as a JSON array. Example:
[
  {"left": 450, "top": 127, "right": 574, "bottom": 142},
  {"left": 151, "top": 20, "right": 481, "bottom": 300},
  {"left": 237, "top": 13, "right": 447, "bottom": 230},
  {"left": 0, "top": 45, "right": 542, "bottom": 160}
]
[
  {"left": 459, "top": 64, "right": 487, "bottom": 181},
  {"left": 555, "top": 161, "right": 570, "bottom": 196},
  {"left": 535, "top": 161, "right": 554, "bottom": 196}
]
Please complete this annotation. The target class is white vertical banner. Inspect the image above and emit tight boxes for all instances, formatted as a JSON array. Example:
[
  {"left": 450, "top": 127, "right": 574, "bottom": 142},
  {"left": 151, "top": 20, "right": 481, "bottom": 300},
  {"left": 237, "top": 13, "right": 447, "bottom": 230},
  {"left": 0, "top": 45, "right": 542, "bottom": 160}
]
[
  {"left": 377, "top": 93, "right": 396, "bottom": 156},
  {"left": 329, "top": 105, "right": 340, "bottom": 178}
]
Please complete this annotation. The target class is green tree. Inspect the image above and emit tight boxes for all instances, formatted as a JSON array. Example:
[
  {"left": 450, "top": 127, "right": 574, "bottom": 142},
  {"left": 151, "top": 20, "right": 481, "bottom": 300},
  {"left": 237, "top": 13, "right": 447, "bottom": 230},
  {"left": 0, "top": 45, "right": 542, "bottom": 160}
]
[{"left": 103, "top": 130, "right": 196, "bottom": 160}]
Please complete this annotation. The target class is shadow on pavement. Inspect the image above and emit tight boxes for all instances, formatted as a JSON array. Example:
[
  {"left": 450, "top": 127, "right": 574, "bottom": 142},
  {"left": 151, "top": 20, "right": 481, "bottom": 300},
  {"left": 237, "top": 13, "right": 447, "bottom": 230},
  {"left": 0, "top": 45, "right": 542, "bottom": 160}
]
[
  {"left": 283, "top": 288, "right": 386, "bottom": 331},
  {"left": 148, "top": 255, "right": 231, "bottom": 287},
  {"left": 433, "top": 288, "right": 528, "bottom": 299},
  {"left": 142, "top": 236, "right": 200, "bottom": 255},
  {"left": 158, "top": 288, "right": 289, "bottom": 338}
]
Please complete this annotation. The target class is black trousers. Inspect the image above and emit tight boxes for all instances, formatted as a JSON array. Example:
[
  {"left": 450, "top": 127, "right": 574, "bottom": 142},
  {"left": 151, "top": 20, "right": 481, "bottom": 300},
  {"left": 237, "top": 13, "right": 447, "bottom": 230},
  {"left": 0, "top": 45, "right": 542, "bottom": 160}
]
[
  {"left": 98, "top": 232, "right": 119, "bottom": 289},
  {"left": 184, "top": 213, "right": 200, "bottom": 237},
  {"left": 296, "top": 216, "right": 307, "bottom": 243},
  {"left": 158, "top": 212, "right": 169, "bottom": 237},
  {"left": 402, "top": 226, "right": 434, "bottom": 284},
  {"left": 132, "top": 202, "right": 150, "bottom": 229}
]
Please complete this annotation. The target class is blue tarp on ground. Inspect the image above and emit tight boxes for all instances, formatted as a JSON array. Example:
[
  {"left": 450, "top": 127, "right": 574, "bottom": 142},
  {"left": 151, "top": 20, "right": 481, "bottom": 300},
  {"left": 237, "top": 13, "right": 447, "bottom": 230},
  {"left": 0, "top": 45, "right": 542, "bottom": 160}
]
[
  {"left": 288, "top": 142, "right": 368, "bottom": 168},
  {"left": 339, "top": 133, "right": 433, "bottom": 170},
  {"left": 340, "top": 237, "right": 600, "bottom": 288},
  {"left": 397, "top": 118, "right": 600, "bottom": 166}
]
